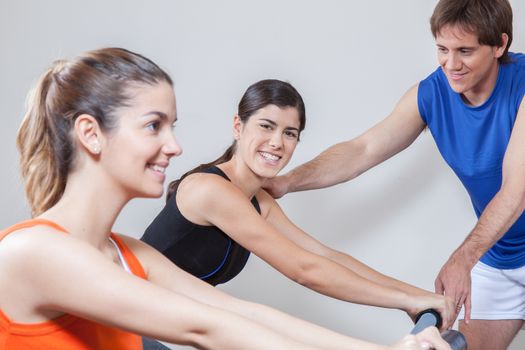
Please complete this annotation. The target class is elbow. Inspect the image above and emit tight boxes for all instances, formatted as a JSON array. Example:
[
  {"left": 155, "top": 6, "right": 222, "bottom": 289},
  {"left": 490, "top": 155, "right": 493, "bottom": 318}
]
[
  {"left": 181, "top": 329, "right": 209, "bottom": 349},
  {"left": 289, "top": 260, "right": 326, "bottom": 291},
  {"left": 500, "top": 181, "right": 525, "bottom": 212},
  {"left": 177, "top": 319, "right": 225, "bottom": 350}
]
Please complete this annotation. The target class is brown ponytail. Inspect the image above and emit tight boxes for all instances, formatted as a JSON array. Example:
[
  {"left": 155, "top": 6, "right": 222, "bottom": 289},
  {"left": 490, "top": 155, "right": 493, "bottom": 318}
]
[{"left": 17, "top": 62, "right": 68, "bottom": 216}]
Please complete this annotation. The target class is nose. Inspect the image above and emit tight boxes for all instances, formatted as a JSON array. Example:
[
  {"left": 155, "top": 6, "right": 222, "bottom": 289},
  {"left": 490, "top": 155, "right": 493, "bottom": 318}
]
[
  {"left": 163, "top": 132, "right": 183, "bottom": 158},
  {"left": 268, "top": 131, "right": 283, "bottom": 149},
  {"left": 444, "top": 52, "right": 462, "bottom": 71}
]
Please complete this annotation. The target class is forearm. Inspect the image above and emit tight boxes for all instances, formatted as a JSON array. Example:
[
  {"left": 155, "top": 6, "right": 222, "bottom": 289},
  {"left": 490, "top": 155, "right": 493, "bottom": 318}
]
[
  {"left": 289, "top": 254, "right": 414, "bottom": 312},
  {"left": 285, "top": 140, "right": 369, "bottom": 193},
  {"left": 232, "top": 301, "right": 387, "bottom": 350},
  {"left": 328, "top": 250, "right": 428, "bottom": 296},
  {"left": 127, "top": 289, "right": 315, "bottom": 350},
  {"left": 451, "top": 186, "right": 525, "bottom": 266}
]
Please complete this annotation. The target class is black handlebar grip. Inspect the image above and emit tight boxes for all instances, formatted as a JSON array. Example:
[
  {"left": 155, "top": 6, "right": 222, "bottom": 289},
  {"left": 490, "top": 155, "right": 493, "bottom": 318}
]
[{"left": 411, "top": 309, "right": 443, "bottom": 334}]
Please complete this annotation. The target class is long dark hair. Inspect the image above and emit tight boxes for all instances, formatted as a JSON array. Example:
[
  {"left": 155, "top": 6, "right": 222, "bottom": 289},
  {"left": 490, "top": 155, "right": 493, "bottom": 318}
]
[
  {"left": 166, "top": 79, "right": 306, "bottom": 200},
  {"left": 17, "top": 48, "right": 172, "bottom": 216}
]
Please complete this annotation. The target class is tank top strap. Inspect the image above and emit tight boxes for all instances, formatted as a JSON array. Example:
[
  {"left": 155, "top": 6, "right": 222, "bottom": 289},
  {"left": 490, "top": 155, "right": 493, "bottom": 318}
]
[
  {"left": 200, "top": 165, "right": 230, "bottom": 180},
  {"left": 0, "top": 218, "right": 68, "bottom": 240},
  {"left": 200, "top": 166, "right": 261, "bottom": 214},
  {"left": 110, "top": 233, "right": 147, "bottom": 279}
]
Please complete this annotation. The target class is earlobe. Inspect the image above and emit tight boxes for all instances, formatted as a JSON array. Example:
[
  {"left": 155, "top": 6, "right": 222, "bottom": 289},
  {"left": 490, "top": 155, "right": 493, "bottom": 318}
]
[{"left": 74, "top": 114, "right": 102, "bottom": 155}]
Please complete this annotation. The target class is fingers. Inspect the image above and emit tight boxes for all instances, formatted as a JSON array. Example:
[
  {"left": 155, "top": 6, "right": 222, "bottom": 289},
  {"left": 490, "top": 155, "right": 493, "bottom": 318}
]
[
  {"left": 396, "top": 335, "right": 428, "bottom": 350},
  {"left": 416, "top": 327, "right": 452, "bottom": 350},
  {"left": 455, "top": 296, "right": 464, "bottom": 314},
  {"left": 442, "top": 297, "right": 456, "bottom": 330},
  {"left": 452, "top": 284, "right": 470, "bottom": 317},
  {"left": 394, "top": 328, "right": 452, "bottom": 350},
  {"left": 464, "top": 292, "right": 472, "bottom": 324}
]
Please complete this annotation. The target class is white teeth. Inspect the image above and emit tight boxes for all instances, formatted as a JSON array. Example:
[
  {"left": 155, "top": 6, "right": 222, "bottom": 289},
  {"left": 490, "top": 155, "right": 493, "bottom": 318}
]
[
  {"left": 259, "top": 152, "right": 280, "bottom": 161},
  {"left": 150, "top": 164, "right": 166, "bottom": 173}
]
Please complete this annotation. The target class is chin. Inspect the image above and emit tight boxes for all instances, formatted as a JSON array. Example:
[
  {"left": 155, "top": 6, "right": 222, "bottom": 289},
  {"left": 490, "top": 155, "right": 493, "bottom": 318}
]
[
  {"left": 252, "top": 168, "right": 276, "bottom": 180},
  {"left": 142, "top": 188, "right": 165, "bottom": 199},
  {"left": 448, "top": 83, "right": 466, "bottom": 94}
]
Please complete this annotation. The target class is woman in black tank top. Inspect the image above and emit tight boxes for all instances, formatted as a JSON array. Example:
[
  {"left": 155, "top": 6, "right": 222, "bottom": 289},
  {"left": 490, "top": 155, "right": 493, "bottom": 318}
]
[{"left": 142, "top": 79, "right": 455, "bottom": 328}]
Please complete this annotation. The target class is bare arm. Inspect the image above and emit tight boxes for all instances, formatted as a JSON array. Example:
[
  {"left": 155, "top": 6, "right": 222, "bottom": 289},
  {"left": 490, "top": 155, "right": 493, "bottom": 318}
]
[
  {"left": 178, "top": 173, "right": 445, "bottom": 321},
  {"left": 131, "top": 236, "right": 388, "bottom": 350},
  {"left": 259, "top": 190, "right": 454, "bottom": 329},
  {"left": 130, "top": 232, "right": 451, "bottom": 350},
  {"left": 265, "top": 84, "right": 425, "bottom": 197},
  {"left": 435, "top": 98, "right": 525, "bottom": 322},
  {"left": 0, "top": 228, "right": 317, "bottom": 350}
]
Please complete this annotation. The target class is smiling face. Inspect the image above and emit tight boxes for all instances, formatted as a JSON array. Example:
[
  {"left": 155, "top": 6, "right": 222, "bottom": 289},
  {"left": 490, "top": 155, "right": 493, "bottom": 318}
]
[
  {"left": 100, "top": 81, "right": 182, "bottom": 199},
  {"left": 435, "top": 24, "right": 507, "bottom": 106},
  {"left": 234, "top": 104, "right": 300, "bottom": 179}
]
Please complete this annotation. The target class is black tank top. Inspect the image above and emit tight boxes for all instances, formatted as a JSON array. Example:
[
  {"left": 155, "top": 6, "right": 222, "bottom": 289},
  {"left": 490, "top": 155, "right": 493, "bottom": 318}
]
[{"left": 141, "top": 166, "right": 260, "bottom": 286}]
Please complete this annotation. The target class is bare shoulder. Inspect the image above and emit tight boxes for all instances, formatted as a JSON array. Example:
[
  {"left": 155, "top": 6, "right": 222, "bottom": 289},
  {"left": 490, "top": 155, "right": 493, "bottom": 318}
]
[
  {"left": 178, "top": 171, "right": 248, "bottom": 210},
  {"left": 0, "top": 224, "right": 92, "bottom": 301},
  {"left": 178, "top": 171, "right": 234, "bottom": 195},
  {"left": 0, "top": 224, "right": 70, "bottom": 261}
]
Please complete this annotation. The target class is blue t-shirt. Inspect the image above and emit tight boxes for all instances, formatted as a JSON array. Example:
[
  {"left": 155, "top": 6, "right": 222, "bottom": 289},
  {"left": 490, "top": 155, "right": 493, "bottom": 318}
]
[{"left": 418, "top": 52, "right": 525, "bottom": 269}]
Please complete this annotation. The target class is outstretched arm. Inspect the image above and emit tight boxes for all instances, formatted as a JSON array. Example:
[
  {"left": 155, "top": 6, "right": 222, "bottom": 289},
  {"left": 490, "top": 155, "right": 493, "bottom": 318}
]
[
  {"left": 264, "top": 84, "right": 425, "bottom": 198},
  {"left": 435, "top": 97, "right": 525, "bottom": 323},
  {"left": 0, "top": 228, "right": 317, "bottom": 350},
  {"left": 258, "top": 189, "right": 454, "bottom": 329},
  {"left": 134, "top": 236, "right": 382, "bottom": 350},
  {"left": 177, "top": 172, "right": 452, "bottom": 329},
  {"left": 130, "top": 233, "right": 452, "bottom": 350}
]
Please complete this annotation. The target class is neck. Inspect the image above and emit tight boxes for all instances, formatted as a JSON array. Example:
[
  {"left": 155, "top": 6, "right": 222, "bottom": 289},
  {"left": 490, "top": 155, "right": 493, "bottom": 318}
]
[
  {"left": 217, "top": 157, "right": 264, "bottom": 198},
  {"left": 462, "top": 61, "right": 500, "bottom": 107},
  {"left": 39, "top": 168, "right": 129, "bottom": 249}
]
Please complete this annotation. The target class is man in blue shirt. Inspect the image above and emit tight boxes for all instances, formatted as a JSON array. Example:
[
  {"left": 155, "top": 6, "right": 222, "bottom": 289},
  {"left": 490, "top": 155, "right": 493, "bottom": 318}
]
[{"left": 266, "top": 0, "right": 525, "bottom": 349}]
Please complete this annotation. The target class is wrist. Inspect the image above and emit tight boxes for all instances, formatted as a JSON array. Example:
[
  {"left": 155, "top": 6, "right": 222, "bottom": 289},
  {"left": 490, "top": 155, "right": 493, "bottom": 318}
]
[
  {"left": 396, "top": 290, "right": 414, "bottom": 314},
  {"left": 281, "top": 171, "right": 297, "bottom": 193},
  {"left": 452, "top": 245, "right": 481, "bottom": 270}
]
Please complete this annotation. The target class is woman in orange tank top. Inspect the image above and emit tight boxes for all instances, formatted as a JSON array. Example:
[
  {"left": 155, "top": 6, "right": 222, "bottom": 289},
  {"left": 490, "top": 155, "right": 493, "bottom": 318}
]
[{"left": 0, "top": 47, "right": 450, "bottom": 350}]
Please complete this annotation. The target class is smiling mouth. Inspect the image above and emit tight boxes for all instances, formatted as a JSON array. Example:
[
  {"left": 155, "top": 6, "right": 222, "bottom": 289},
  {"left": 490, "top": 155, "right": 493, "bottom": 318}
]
[
  {"left": 147, "top": 163, "right": 167, "bottom": 174},
  {"left": 258, "top": 151, "right": 281, "bottom": 162},
  {"left": 448, "top": 72, "right": 467, "bottom": 81}
]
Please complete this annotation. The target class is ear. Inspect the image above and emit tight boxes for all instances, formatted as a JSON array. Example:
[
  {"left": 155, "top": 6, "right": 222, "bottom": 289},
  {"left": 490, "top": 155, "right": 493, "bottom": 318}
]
[
  {"left": 232, "top": 115, "right": 242, "bottom": 140},
  {"left": 495, "top": 33, "right": 509, "bottom": 58},
  {"left": 74, "top": 114, "right": 102, "bottom": 155}
]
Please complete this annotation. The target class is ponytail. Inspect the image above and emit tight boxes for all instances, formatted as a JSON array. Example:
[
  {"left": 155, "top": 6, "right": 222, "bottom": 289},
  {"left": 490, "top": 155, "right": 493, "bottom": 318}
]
[
  {"left": 16, "top": 62, "right": 67, "bottom": 216},
  {"left": 166, "top": 143, "right": 236, "bottom": 200}
]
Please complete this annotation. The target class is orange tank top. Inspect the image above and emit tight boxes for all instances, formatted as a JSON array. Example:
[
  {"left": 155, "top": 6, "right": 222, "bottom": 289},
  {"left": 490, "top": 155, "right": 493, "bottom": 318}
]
[{"left": 0, "top": 219, "right": 145, "bottom": 350}]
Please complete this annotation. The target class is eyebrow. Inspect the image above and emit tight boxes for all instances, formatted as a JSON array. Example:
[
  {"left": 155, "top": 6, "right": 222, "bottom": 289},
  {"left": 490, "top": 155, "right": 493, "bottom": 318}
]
[
  {"left": 436, "top": 44, "right": 477, "bottom": 50},
  {"left": 144, "top": 111, "right": 177, "bottom": 122},
  {"left": 259, "top": 118, "right": 300, "bottom": 132},
  {"left": 146, "top": 111, "right": 167, "bottom": 119}
]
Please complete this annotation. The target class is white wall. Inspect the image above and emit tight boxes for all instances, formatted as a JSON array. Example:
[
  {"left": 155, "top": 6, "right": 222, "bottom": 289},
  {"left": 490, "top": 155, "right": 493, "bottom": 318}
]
[{"left": 1, "top": 0, "right": 524, "bottom": 348}]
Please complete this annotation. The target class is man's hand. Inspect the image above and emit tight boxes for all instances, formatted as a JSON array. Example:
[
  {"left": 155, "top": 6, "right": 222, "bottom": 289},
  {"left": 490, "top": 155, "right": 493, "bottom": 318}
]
[
  {"left": 263, "top": 175, "right": 290, "bottom": 199},
  {"left": 435, "top": 252, "right": 473, "bottom": 323}
]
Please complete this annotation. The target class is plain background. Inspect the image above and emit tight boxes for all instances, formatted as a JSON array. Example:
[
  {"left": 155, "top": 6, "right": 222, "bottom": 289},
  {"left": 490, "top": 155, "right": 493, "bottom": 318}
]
[{"left": 1, "top": 1, "right": 525, "bottom": 348}]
